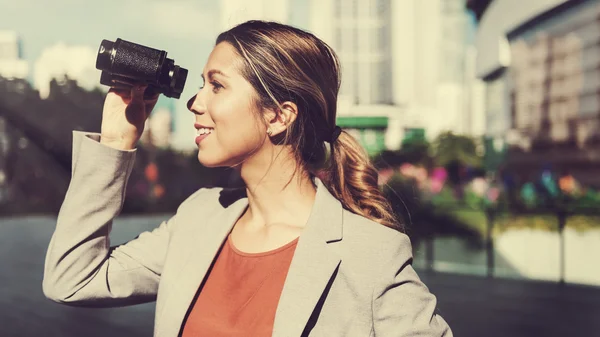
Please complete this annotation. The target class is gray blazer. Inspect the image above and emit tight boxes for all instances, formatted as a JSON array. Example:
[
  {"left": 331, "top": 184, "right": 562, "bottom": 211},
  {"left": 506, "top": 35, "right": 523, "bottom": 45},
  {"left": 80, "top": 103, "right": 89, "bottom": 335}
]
[{"left": 43, "top": 131, "right": 452, "bottom": 337}]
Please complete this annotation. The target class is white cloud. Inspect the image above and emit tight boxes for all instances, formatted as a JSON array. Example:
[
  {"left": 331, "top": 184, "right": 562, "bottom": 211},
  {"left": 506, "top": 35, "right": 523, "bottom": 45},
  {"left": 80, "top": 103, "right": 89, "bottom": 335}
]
[{"left": 33, "top": 42, "right": 101, "bottom": 99}]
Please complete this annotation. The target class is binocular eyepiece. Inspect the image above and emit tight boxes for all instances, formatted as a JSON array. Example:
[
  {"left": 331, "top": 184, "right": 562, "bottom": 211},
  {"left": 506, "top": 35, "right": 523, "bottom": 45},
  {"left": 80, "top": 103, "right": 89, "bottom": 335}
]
[{"left": 96, "top": 38, "right": 188, "bottom": 99}]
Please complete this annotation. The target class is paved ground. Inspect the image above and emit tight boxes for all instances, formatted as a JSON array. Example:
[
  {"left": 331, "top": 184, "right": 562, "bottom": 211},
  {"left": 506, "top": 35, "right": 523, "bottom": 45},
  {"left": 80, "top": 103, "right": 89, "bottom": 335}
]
[
  {"left": 2, "top": 216, "right": 599, "bottom": 336},
  {"left": 419, "top": 270, "right": 600, "bottom": 337}
]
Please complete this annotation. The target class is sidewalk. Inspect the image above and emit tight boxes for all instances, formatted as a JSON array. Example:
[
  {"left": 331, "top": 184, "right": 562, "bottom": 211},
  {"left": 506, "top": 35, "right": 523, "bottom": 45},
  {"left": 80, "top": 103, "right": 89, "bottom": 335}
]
[{"left": 418, "top": 270, "right": 600, "bottom": 337}]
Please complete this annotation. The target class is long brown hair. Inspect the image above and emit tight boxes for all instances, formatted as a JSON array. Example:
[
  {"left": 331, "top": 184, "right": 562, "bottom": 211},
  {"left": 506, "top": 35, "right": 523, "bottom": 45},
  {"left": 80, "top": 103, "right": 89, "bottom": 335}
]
[{"left": 217, "top": 20, "right": 401, "bottom": 231}]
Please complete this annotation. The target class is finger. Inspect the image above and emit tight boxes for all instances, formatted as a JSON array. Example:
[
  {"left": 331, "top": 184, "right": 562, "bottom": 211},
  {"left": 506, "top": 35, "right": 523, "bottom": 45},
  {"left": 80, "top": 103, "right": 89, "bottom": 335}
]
[
  {"left": 108, "top": 87, "right": 131, "bottom": 98},
  {"left": 143, "top": 86, "right": 160, "bottom": 101},
  {"left": 143, "top": 87, "right": 160, "bottom": 100},
  {"left": 130, "top": 84, "right": 148, "bottom": 102}
]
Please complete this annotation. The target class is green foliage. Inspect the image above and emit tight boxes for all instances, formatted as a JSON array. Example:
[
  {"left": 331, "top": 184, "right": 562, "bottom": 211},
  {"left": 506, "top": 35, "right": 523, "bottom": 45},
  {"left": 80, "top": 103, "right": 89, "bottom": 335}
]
[
  {"left": 401, "top": 140, "right": 433, "bottom": 167},
  {"left": 382, "top": 174, "right": 483, "bottom": 249},
  {"left": 371, "top": 141, "right": 432, "bottom": 169},
  {"left": 572, "top": 189, "right": 600, "bottom": 210},
  {"left": 372, "top": 130, "right": 483, "bottom": 179},
  {"left": 431, "top": 131, "right": 482, "bottom": 167}
]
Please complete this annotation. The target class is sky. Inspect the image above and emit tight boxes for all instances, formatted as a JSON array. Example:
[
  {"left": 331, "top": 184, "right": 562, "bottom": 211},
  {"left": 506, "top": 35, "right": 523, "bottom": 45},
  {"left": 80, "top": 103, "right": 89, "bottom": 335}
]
[{"left": 0, "top": 0, "right": 310, "bottom": 150}]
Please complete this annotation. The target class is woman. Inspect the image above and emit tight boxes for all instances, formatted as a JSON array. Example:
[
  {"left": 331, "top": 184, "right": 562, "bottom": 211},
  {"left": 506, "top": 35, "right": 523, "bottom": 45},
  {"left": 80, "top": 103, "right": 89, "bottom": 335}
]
[{"left": 43, "top": 20, "right": 452, "bottom": 337}]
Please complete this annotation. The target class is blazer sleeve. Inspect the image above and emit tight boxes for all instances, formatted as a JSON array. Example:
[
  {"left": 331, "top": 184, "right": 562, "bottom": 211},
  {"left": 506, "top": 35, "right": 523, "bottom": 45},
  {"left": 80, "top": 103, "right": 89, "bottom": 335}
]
[
  {"left": 43, "top": 131, "right": 174, "bottom": 307},
  {"left": 371, "top": 233, "right": 453, "bottom": 336}
]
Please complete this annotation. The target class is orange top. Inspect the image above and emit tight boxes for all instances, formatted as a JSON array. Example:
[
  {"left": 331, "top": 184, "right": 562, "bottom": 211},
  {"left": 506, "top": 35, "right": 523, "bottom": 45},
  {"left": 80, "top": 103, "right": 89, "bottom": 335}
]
[{"left": 181, "top": 234, "right": 299, "bottom": 337}]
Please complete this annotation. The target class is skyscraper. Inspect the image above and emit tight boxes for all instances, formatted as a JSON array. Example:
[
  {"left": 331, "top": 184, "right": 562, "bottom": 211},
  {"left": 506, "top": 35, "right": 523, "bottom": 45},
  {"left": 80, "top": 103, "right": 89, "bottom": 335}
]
[
  {"left": 309, "top": 0, "right": 404, "bottom": 152},
  {"left": 307, "top": 0, "right": 482, "bottom": 152},
  {"left": 0, "top": 30, "right": 29, "bottom": 80},
  {"left": 390, "top": 0, "right": 442, "bottom": 124},
  {"left": 0, "top": 30, "right": 21, "bottom": 59},
  {"left": 332, "top": 0, "right": 393, "bottom": 105},
  {"left": 436, "top": 0, "right": 485, "bottom": 136}
]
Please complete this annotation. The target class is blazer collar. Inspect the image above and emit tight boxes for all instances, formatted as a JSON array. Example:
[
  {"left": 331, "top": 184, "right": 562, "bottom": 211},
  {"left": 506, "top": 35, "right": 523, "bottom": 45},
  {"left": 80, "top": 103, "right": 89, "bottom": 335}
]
[
  {"left": 304, "top": 177, "right": 344, "bottom": 243},
  {"left": 272, "top": 177, "right": 344, "bottom": 336},
  {"left": 163, "top": 177, "right": 344, "bottom": 337},
  {"left": 161, "top": 194, "right": 248, "bottom": 337}
]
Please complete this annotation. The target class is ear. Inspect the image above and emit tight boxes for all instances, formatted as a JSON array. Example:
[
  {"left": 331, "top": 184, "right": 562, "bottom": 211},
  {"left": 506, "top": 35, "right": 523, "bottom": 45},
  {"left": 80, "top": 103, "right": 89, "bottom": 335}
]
[{"left": 265, "top": 101, "right": 298, "bottom": 136}]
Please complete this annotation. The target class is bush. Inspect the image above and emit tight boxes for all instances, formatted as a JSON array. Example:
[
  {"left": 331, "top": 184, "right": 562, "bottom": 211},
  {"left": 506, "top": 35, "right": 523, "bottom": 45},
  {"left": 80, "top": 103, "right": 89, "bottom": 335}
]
[{"left": 383, "top": 174, "right": 483, "bottom": 249}]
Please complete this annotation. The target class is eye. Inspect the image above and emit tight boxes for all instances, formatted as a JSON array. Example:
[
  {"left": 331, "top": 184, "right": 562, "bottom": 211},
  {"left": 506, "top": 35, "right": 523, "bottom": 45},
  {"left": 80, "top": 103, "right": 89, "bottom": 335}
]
[{"left": 211, "top": 81, "right": 223, "bottom": 93}]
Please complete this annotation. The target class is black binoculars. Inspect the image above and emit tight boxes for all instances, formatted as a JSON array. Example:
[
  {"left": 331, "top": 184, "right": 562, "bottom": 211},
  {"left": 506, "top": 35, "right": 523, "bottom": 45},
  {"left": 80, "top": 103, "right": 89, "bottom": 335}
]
[{"left": 96, "top": 38, "right": 188, "bottom": 99}]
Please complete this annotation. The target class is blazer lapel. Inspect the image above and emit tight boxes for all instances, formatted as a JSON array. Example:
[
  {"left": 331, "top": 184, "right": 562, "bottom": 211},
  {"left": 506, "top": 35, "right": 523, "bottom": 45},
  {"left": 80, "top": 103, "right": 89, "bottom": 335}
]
[
  {"left": 158, "top": 189, "right": 249, "bottom": 337},
  {"left": 272, "top": 178, "right": 343, "bottom": 337}
]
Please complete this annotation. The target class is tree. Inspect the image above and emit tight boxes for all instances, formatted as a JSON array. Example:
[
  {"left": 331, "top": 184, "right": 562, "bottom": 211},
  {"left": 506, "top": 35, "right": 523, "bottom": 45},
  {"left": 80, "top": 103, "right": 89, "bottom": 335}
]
[{"left": 431, "top": 131, "right": 481, "bottom": 167}]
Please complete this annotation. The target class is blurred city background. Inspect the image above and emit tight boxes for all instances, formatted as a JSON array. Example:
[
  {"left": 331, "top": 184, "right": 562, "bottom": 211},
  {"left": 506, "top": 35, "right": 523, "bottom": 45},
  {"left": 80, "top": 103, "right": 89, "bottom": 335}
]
[{"left": 1, "top": 0, "right": 600, "bottom": 336}]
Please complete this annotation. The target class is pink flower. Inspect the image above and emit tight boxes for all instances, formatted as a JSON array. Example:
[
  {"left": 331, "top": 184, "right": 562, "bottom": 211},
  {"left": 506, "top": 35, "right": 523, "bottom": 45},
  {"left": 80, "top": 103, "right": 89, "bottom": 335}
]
[
  {"left": 414, "top": 167, "right": 428, "bottom": 183},
  {"left": 400, "top": 163, "right": 415, "bottom": 177},
  {"left": 486, "top": 187, "right": 500, "bottom": 203},
  {"left": 471, "top": 177, "right": 488, "bottom": 197},
  {"left": 378, "top": 168, "right": 394, "bottom": 186},
  {"left": 430, "top": 179, "right": 444, "bottom": 194},
  {"left": 432, "top": 167, "right": 447, "bottom": 181}
]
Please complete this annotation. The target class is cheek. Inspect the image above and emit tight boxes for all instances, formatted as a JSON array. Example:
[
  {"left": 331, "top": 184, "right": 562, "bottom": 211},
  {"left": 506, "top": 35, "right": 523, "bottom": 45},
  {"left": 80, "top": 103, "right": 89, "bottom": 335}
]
[
  {"left": 209, "top": 92, "right": 251, "bottom": 123},
  {"left": 209, "top": 95, "right": 264, "bottom": 147}
]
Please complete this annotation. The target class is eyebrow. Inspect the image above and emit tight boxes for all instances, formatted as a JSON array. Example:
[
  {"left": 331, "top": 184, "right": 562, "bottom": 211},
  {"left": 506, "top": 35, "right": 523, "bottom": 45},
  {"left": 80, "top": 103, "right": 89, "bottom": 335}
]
[{"left": 201, "top": 69, "right": 228, "bottom": 81}]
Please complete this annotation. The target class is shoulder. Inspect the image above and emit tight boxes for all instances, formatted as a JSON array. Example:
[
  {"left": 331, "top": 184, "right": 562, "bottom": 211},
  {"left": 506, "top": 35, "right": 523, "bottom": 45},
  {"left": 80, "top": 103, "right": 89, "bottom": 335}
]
[{"left": 338, "top": 209, "right": 413, "bottom": 272}]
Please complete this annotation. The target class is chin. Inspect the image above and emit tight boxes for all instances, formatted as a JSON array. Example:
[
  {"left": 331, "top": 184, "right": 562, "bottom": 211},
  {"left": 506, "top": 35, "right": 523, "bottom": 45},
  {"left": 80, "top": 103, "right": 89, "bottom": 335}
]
[
  {"left": 197, "top": 152, "right": 221, "bottom": 168},
  {"left": 197, "top": 144, "right": 255, "bottom": 168},
  {"left": 197, "top": 150, "right": 237, "bottom": 168}
]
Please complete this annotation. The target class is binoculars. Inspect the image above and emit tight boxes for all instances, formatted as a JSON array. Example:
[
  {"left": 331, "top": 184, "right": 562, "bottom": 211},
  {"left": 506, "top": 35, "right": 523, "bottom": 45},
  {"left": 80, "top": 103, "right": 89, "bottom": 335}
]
[{"left": 96, "top": 38, "right": 188, "bottom": 99}]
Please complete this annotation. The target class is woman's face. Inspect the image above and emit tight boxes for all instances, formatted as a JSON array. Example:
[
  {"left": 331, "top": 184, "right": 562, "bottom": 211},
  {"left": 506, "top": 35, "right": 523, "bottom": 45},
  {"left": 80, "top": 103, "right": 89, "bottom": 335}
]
[{"left": 188, "top": 42, "right": 267, "bottom": 168}]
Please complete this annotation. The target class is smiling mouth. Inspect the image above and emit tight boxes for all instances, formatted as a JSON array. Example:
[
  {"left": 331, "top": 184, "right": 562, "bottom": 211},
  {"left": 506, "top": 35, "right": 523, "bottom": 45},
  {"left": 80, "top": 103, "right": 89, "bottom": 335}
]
[
  {"left": 195, "top": 127, "right": 214, "bottom": 145},
  {"left": 196, "top": 127, "right": 214, "bottom": 136}
]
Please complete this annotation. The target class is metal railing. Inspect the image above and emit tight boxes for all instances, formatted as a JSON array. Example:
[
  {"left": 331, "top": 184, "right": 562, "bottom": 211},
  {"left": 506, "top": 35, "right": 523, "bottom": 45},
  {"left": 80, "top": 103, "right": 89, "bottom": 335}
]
[{"left": 417, "top": 204, "right": 600, "bottom": 285}]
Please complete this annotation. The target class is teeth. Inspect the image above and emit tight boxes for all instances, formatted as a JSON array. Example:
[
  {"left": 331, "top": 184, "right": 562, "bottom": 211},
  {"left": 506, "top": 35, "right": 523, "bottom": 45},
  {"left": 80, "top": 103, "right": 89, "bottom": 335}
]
[{"left": 196, "top": 128, "right": 214, "bottom": 136}]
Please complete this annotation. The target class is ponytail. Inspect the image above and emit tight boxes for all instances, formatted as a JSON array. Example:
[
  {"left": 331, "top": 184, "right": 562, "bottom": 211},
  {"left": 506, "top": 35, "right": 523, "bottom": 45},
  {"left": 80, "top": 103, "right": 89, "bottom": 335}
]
[
  {"left": 320, "top": 131, "right": 402, "bottom": 231},
  {"left": 218, "top": 21, "right": 399, "bottom": 230}
]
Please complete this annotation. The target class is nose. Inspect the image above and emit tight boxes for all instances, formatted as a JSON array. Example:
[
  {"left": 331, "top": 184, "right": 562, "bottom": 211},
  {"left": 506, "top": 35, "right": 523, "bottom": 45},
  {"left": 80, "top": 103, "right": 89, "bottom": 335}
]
[{"left": 187, "top": 91, "right": 206, "bottom": 115}]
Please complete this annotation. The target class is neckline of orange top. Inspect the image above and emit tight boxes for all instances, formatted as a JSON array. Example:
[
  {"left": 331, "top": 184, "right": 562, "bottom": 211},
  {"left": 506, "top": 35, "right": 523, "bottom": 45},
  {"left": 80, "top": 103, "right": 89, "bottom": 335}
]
[{"left": 227, "top": 234, "right": 300, "bottom": 258}]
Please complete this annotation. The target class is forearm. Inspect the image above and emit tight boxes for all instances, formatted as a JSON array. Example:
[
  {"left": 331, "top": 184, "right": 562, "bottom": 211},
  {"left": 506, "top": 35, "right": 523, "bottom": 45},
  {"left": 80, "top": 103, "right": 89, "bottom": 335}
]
[{"left": 43, "top": 131, "right": 137, "bottom": 301}]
